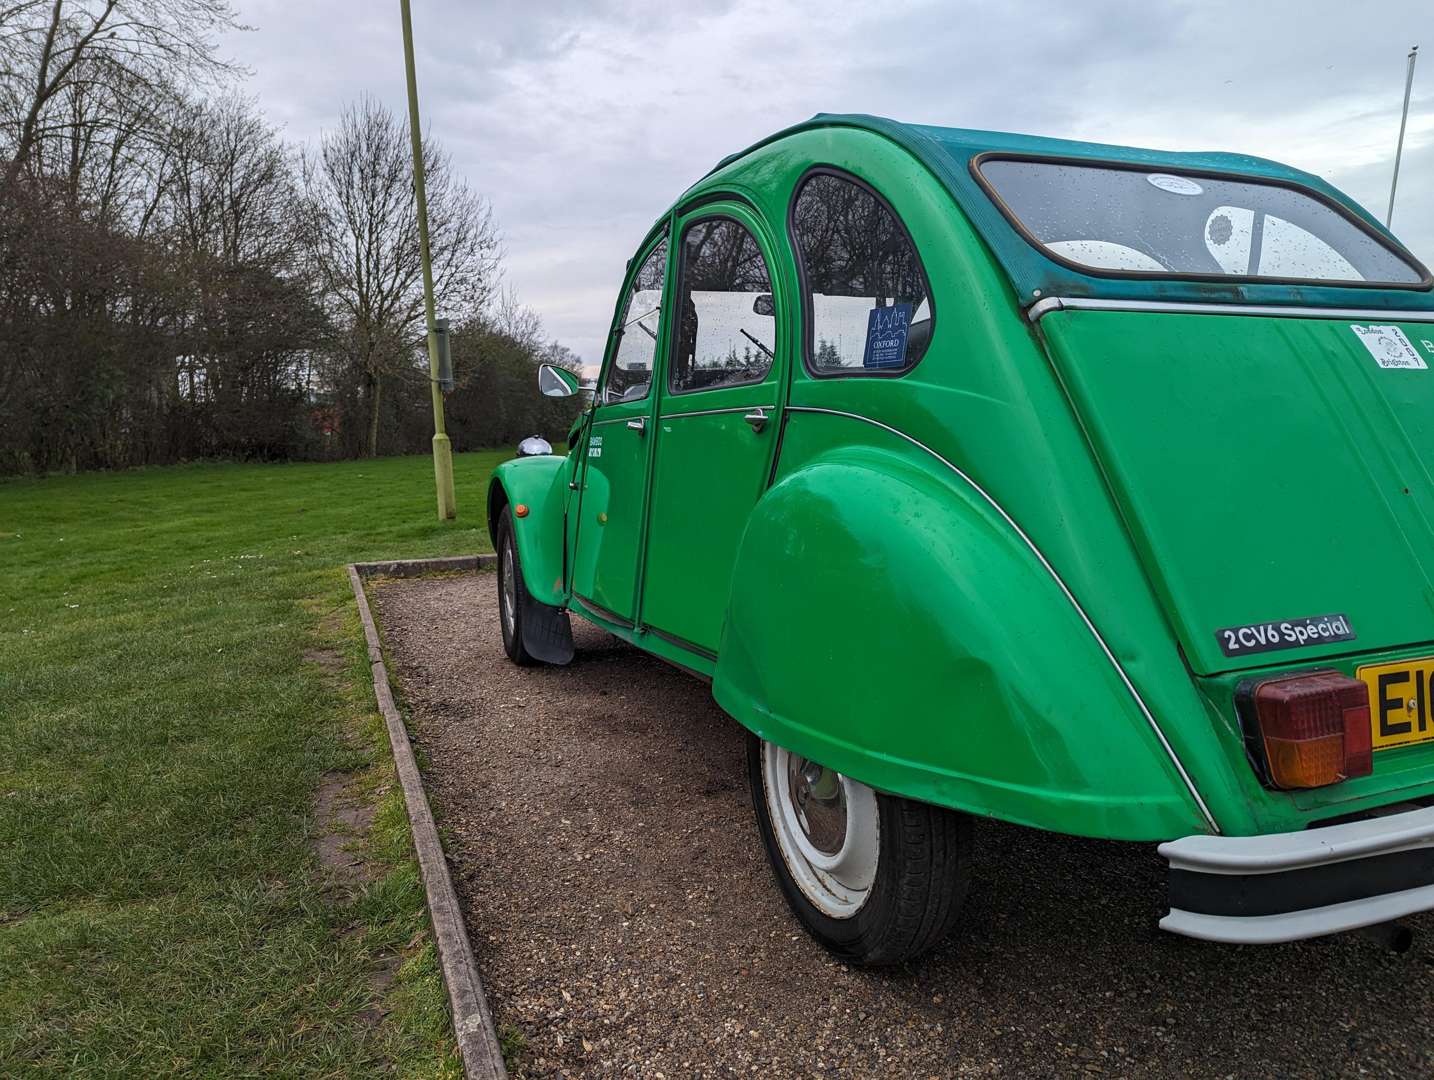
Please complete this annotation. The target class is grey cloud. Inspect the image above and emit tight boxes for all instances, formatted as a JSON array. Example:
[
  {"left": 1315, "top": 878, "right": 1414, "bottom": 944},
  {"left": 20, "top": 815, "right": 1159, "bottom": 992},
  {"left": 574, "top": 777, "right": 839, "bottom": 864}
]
[{"left": 225, "top": 0, "right": 1434, "bottom": 362}]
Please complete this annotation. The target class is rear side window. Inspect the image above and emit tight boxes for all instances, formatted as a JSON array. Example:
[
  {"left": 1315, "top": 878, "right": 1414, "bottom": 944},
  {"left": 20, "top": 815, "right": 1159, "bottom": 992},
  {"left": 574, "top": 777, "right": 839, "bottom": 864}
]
[
  {"left": 791, "top": 170, "right": 934, "bottom": 376},
  {"left": 976, "top": 158, "right": 1427, "bottom": 287},
  {"left": 669, "top": 217, "right": 776, "bottom": 393}
]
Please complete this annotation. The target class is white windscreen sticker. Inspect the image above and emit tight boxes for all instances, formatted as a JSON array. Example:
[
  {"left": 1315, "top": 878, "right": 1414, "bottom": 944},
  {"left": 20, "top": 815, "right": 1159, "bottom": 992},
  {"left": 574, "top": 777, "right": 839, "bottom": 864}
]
[
  {"left": 1351, "top": 324, "right": 1428, "bottom": 369},
  {"left": 1147, "top": 173, "right": 1204, "bottom": 196}
]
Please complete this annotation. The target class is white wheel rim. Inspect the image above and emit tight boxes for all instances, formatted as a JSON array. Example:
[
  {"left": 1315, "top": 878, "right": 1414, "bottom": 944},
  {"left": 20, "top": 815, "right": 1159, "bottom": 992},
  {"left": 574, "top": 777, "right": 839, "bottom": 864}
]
[
  {"left": 761, "top": 739, "right": 879, "bottom": 919},
  {"left": 499, "top": 535, "right": 517, "bottom": 640}
]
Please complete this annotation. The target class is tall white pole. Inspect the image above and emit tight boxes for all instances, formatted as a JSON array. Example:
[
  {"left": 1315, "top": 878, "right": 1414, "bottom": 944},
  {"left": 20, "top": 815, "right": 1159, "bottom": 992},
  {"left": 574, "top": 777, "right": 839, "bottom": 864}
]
[{"left": 1387, "top": 45, "right": 1419, "bottom": 229}]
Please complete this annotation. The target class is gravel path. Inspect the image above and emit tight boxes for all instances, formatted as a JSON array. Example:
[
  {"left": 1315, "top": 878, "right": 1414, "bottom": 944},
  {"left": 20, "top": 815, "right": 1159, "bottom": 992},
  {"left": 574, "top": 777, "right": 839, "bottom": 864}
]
[{"left": 373, "top": 573, "right": 1434, "bottom": 1080}]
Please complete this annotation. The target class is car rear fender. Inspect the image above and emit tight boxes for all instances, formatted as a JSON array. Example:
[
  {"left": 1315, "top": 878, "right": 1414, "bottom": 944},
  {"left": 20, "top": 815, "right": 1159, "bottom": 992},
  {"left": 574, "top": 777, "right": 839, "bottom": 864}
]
[
  {"left": 487, "top": 455, "right": 570, "bottom": 609},
  {"left": 713, "top": 444, "right": 1211, "bottom": 841}
]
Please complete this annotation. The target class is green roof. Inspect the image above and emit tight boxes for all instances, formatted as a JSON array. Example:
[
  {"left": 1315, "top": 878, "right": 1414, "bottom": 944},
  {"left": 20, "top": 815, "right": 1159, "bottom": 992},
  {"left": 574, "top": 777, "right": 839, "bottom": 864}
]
[{"left": 707, "top": 114, "right": 1434, "bottom": 312}]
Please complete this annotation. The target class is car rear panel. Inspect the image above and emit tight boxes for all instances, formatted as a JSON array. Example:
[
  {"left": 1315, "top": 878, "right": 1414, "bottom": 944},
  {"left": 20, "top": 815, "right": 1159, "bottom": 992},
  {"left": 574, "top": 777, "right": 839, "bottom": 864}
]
[
  {"left": 1192, "top": 645, "right": 1434, "bottom": 820},
  {"left": 1040, "top": 309, "right": 1434, "bottom": 680}
]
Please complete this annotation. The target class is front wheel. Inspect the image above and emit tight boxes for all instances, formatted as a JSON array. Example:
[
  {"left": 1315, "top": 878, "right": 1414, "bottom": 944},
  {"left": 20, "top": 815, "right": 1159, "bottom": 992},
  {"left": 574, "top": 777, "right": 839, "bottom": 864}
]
[
  {"left": 495, "top": 506, "right": 536, "bottom": 665},
  {"left": 748, "top": 734, "right": 972, "bottom": 965}
]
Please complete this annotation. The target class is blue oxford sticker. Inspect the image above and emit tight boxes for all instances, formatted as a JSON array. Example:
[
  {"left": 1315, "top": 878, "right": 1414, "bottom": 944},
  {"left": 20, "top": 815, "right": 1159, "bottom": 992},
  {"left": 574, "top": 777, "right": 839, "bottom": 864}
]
[{"left": 862, "top": 303, "right": 912, "bottom": 369}]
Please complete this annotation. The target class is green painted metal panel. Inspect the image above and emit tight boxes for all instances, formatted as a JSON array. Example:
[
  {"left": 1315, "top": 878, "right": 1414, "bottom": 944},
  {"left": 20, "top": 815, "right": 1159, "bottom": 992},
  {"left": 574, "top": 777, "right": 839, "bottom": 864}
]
[
  {"left": 1195, "top": 644, "right": 1434, "bottom": 826},
  {"left": 487, "top": 454, "right": 570, "bottom": 608},
  {"left": 630, "top": 127, "right": 1247, "bottom": 837},
  {"left": 570, "top": 407, "right": 650, "bottom": 621},
  {"left": 639, "top": 201, "right": 786, "bottom": 653},
  {"left": 569, "top": 224, "right": 673, "bottom": 623},
  {"left": 510, "top": 119, "right": 1434, "bottom": 843},
  {"left": 1042, "top": 310, "right": 1434, "bottom": 677},
  {"left": 642, "top": 405, "right": 778, "bottom": 651},
  {"left": 571, "top": 594, "right": 718, "bottom": 681},
  {"left": 713, "top": 419, "right": 1206, "bottom": 840}
]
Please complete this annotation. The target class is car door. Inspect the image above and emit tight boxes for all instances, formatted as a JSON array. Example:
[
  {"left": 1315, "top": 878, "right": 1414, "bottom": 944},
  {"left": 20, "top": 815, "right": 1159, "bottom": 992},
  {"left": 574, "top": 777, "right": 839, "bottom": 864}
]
[
  {"left": 569, "top": 232, "right": 670, "bottom": 624},
  {"left": 637, "top": 206, "right": 785, "bottom": 655}
]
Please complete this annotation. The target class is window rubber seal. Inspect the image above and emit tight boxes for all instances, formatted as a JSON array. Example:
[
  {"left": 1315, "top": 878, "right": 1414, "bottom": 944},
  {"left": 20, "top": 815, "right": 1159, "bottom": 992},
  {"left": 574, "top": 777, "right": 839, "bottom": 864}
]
[
  {"left": 787, "top": 164, "right": 939, "bottom": 380},
  {"left": 666, "top": 211, "right": 779, "bottom": 397},
  {"left": 968, "top": 150, "right": 1434, "bottom": 292}
]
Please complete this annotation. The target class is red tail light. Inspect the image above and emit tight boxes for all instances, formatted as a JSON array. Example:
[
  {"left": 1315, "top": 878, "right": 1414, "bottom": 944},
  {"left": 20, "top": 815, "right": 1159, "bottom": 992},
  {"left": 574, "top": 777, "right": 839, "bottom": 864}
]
[{"left": 1237, "top": 670, "right": 1372, "bottom": 790}]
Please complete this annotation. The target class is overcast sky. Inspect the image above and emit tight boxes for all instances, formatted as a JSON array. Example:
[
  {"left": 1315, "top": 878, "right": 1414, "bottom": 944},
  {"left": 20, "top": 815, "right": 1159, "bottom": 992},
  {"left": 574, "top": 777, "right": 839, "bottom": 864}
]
[{"left": 224, "top": 0, "right": 1433, "bottom": 364}]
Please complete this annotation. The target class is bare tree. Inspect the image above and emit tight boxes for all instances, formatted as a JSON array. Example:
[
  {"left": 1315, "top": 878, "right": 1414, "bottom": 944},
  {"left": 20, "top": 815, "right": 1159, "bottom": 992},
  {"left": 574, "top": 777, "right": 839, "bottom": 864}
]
[
  {"left": 488, "top": 285, "right": 545, "bottom": 350},
  {"left": 0, "top": 0, "right": 240, "bottom": 197},
  {"left": 300, "top": 95, "right": 500, "bottom": 457},
  {"left": 0, "top": 17, "right": 187, "bottom": 471},
  {"left": 0, "top": 18, "right": 573, "bottom": 475},
  {"left": 158, "top": 94, "right": 323, "bottom": 453},
  {"left": 0, "top": 48, "right": 323, "bottom": 471}
]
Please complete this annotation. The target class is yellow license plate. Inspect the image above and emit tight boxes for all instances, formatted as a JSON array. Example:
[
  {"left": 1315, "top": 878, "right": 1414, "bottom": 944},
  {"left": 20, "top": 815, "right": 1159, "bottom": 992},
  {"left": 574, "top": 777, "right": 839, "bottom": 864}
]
[{"left": 1359, "top": 657, "right": 1434, "bottom": 751}]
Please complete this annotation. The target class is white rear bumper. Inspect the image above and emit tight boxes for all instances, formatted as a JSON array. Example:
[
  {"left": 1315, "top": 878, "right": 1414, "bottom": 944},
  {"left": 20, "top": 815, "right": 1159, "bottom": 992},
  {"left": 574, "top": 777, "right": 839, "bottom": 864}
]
[{"left": 1159, "top": 804, "right": 1434, "bottom": 944}]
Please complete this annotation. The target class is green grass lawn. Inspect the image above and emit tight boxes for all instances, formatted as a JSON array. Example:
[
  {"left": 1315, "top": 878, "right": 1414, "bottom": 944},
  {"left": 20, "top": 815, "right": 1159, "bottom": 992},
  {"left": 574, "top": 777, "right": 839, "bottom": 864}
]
[{"left": 0, "top": 452, "right": 507, "bottom": 1077}]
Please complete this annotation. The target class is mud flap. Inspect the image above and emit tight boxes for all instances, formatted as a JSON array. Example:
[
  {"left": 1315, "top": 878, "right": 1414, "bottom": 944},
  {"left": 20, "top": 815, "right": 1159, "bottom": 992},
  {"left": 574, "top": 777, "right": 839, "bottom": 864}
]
[{"left": 521, "top": 595, "right": 575, "bottom": 665}]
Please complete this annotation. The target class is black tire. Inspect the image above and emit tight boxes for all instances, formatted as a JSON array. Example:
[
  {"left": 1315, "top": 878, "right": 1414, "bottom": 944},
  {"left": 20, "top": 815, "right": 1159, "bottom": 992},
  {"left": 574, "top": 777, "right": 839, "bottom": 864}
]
[
  {"left": 495, "top": 506, "right": 537, "bottom": 666},
  {"left": 747, "top": 732, "right": 973, "bottom": 965}
]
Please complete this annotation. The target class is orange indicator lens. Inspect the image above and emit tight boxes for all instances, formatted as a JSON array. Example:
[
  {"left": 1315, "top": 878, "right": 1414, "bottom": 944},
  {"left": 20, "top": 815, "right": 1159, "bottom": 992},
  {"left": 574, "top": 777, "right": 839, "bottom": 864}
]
[{"left": 1248, "top": 670, "right": 1372, "bottom": 789}]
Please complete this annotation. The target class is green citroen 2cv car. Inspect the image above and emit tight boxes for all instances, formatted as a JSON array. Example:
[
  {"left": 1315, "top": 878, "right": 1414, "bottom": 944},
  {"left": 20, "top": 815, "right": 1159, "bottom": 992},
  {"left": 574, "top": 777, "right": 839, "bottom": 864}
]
[{"left": 488, "top": 114, "right": 1434, "bottom": 964}]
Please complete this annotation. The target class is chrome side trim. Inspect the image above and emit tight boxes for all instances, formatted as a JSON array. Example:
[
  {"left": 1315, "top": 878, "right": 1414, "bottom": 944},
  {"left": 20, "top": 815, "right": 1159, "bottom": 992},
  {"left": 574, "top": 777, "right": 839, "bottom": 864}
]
[
  {"left": 572, "top": 593, "right": 633, "bottom": 629},
  {"left": 594, "top": 403, "right": 762, "bottom": 425},
  {"left": 659, "top": 405, "right": 762, "bottom": 420},
  {"left": 1028, "top": 295, "right": 1434, "bottom": 323},
  {"left": 591, "top": 412, "right": 649, "bottom": 428},
  {"left": 785, "top": 405, "right": 1219, "bottom": 834},
  {"left": 645, "top": 624, "right": 719, "bottom": 662}
]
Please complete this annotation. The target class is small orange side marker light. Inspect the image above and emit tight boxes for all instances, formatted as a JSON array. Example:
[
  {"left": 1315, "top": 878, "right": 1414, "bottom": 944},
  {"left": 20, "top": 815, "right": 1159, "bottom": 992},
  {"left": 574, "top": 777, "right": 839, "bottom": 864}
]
[{"left": 514, "top": 504, "right": 529, "bottom": 518}]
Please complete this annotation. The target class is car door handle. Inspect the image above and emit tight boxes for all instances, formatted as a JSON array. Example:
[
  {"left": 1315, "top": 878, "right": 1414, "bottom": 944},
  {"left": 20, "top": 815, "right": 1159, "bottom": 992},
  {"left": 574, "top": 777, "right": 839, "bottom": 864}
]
[
  {"left": 744, "top": 408, "right": 770, "bottom": 434},
  {"left": 626, "top": 417, "right": 646, "bottom": 434}
]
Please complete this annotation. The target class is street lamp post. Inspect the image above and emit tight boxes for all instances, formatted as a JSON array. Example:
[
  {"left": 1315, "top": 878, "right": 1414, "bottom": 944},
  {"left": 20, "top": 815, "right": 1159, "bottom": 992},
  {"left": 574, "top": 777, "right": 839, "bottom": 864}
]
[
  {"left": 399, "top": 0, "right": 457, "bottom": 521},
  {"left": 1387, "top": 44, "right": 1419, "bottom": 230}
]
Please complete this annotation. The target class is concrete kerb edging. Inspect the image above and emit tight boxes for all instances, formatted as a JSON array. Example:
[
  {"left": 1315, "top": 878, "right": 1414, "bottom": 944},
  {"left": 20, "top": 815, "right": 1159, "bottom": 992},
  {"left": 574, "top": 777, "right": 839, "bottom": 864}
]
[
  {"left": 347, "top": 555, "right": 504, "bottom": 1080},
  {"left": 353, "top": 553, "right": 497, "bottom": 579}
]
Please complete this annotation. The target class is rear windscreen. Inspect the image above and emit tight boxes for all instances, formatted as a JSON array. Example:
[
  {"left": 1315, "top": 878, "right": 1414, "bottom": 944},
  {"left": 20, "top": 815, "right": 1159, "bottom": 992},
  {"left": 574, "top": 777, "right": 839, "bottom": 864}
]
[{"left": 976, "top": 158, "right": 1427, "bottom": 287}]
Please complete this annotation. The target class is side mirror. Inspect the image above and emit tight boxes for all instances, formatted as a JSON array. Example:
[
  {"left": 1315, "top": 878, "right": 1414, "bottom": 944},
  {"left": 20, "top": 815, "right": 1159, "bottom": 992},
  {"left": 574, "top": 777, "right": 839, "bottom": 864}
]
[
  {"left": 538, "top": 364, "right": 580, "bottom": 397},
  {"left": 752, "top": 293, "right": 775, "bottom": 317}
]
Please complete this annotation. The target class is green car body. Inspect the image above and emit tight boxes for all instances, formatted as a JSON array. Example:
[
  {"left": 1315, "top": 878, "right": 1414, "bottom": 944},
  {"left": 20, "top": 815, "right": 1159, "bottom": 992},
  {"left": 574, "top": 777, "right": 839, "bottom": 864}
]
[{"left": 490, "top": 115, "right": 1434, "bottom": 948}]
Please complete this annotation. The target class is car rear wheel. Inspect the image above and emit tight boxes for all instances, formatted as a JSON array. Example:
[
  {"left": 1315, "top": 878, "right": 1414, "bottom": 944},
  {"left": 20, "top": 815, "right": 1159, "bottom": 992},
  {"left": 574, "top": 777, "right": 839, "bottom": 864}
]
[
  {"left": 495, "top": 507, "right": 537, "bottom": 666},
  {"left": 748, "top": 733, "right": 972, "bottom": 965}
]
